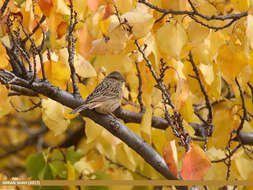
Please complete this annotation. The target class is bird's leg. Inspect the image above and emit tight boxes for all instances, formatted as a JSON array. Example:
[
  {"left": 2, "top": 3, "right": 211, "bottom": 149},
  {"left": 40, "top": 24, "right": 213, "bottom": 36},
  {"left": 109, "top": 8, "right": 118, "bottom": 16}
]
[{"left": 109, "top": 112, "right": 117, "bottom": 119}]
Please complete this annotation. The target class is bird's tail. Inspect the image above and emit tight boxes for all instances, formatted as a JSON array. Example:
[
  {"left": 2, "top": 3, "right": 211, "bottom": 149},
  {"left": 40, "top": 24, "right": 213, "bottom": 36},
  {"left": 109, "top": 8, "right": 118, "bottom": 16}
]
[{"left": 70, "top": 104, "right": 88, "bottom": 114}]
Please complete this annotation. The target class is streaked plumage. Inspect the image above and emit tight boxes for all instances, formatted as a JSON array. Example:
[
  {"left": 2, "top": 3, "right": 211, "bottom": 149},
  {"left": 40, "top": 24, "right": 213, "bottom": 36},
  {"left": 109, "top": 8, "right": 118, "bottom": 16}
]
[{"left": 71, "top": 71, "right": 125, "bottom": 114}]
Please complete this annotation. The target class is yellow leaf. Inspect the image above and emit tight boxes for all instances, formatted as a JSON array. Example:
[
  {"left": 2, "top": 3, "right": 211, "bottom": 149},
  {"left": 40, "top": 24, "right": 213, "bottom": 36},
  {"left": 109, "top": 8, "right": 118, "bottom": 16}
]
[
  {"left": 199, "top": 63, "right": 214, "bottom": 85},
  {"left": 94, "top": 52, "right": 133, "bottom": 74},
  {"left": 116, "top": 143, "right": 136, "bottom": 171},
  {"left": 217, "top": 45, "right": 248, "bottom": 84},
  {"left": 151, "top": 128, "right": 167, "bottom": 155},
  {"left": 84, "top": 118, "right": 103, "bottom": 143},
  {"left": 0, "top": 43, "right": 9, "bottom": 69},
  {"left": 231, "top": 0, "right": 249, "bottom": 12},
  {"left": 67, "top": 161, "right": 76, "bottom": 190},
  {"left": 21, "top": 0, "right": 34, "bottom": 32},
  {"left": 115, "top": 0, "right": 132, "bottom": 14},
  {"left": 74, "top": 158, "right": 94, "bottom": 176},
  {"left": 0, "top": 86, "right": 7, "bottom": 107},
  {"left": 90, "top": 38, "right": 108, "bottom": 54},
  {"left": 207, "top": 101, "right": 233, "bottom": 149},
  {"left": 106, "top": 22, "right": 131, "bottom": 53},
  {"left": 179, "top": 96, "right": 196, "bottom": 123},
  {"left": 96, "top": 129, "right": 121, "bottom": 159},
  {"left": 234, "top": 150, "right": 253, "bottom": 179},
  {"left": 195, "top": 0, "right": 218, "bottom": 16},
  {"left": 175, "top": 78, "right": 189, "bottom": 111},
  {"left": 74, "top": 0, "right": 88, "bottom": 20},
  {"left": 122, "top": 3, "right": 154, "bottom": 39},
  {"left": 156, "top": 22, "right": 188, "bottom": 59},
  {"left": 246, "top": 14, "right": 253, "bottom": 50},
  {"left": 161, "top": 0, "right": 179, "bottom": 9},
  {"left": 53, "top": 0, "right": 70, "bottom": 15},
  {"left": 0, "top": 85, "right": 11, "bottom": 118},
  {"left": 205, "top": 148, "right": 227, "bottom": 180},
  {"left": 74, "top": 54, "right": 97, "bottom": 78},
  {"left": 42, "top": 99, "right": 70, "bottom": 136},
  {"left": 187, "top": 21, "right": 210, "bottom": 45},
  {"left": 140, "top": 105, "right": 152, "bottom": 144}
]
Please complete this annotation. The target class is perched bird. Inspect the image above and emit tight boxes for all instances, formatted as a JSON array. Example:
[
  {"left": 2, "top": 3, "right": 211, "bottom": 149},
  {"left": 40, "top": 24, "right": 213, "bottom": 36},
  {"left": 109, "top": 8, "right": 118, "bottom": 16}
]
[{"left": 71, "top": 71, "right": 126, "bottom": 115}]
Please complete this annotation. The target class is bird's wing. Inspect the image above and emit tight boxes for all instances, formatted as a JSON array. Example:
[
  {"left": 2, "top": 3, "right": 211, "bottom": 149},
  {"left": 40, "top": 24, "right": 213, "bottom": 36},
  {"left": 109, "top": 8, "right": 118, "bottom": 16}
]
[
  {"left": 85, "top": 95, "right": 117, "bottom": 107},
  {"left": 70, "top": 96, "right": 116, "bottom": 114}
]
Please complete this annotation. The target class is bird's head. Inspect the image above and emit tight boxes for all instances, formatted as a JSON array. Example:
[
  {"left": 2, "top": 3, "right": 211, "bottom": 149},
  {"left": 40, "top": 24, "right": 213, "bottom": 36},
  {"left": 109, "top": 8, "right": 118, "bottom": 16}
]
[{"left": 106, "top": 71, "right": 126, "bottom": 82}]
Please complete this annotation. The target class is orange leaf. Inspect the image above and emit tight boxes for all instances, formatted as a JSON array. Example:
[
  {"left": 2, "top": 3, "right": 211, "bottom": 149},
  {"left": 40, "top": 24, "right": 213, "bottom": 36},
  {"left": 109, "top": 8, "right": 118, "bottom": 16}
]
[
  {"left": 102, "top": 4, "right": 114, "bottom": 20},
  {"left": 163, "top": 140, "right": 178, "bottom": 177},
  {"left": 180, "top": 144, "right": 211, "bottom": 180},
  {"left": 38, "top": 0, "right": 53, "bottom": 17},
  {"left": 57, "top": 21, "right": 68, "bottom": 39},
  {"left": 87, "top": 0, "right": 103, "bottom": 11},
  {"left": 175, "top": 78, "right": 189, "bottom": 111},
  {"left": 77, "top": 24, "right": 92, "bottom": 59}
]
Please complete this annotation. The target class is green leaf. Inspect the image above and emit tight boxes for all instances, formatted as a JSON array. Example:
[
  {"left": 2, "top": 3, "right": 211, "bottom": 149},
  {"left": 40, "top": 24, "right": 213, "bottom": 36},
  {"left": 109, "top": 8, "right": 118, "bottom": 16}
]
[
  {"left": 66, "top": 146, "right": 84, "bottom": 165},
  {"left": 38, "top": 164, "right": 63, "bottom": 190},
  {"left": 49, "top": 160, "right": 67, "bottom": 179},
  {"left": 51, "top": 149, "right": 64, "bottom": 161},
  {"left": 26, "top": 153, "right": 46, "bottom": 180},
  {"left": 39, "top": 164, "right": 54, "bottom": 180}
]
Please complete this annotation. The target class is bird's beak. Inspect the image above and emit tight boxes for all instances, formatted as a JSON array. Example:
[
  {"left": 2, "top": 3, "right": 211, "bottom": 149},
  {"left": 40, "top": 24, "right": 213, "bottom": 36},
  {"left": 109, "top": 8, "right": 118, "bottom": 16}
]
[{"left": 122, "top": 78, "right": 126, "bottom": 82}]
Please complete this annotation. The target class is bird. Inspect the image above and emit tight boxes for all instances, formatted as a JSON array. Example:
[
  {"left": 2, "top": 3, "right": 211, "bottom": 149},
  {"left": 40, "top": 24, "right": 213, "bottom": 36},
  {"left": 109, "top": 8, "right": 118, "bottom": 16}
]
[{"left": 70, "top": 71, "right": 126, "bottom": 115}]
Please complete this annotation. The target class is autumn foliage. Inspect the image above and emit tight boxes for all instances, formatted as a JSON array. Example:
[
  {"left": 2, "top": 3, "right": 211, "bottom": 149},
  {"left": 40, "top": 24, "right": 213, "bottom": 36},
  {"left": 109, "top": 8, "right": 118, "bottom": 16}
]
[{"left": 0, "top": 0, "right": 253, "bottom": 190}]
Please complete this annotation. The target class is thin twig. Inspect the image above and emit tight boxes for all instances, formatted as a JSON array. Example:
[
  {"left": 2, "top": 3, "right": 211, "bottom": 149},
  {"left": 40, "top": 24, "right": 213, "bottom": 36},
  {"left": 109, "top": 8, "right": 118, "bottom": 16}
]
[
  {"left": 139, "top": 0, "right": 247, "bottom": 31},
  {"left": 10, "top": 100, "right": 41, "bottom": 112},
  {"left": 135, "top": 62, "right": 145, "bottom": 113},
  {"left": 0, "top": 0, "right": 10, "bottom": 15},
  {"left": 211, "top": 144, "right": 242, "bottom": 163},
  {"left": 67, "top": 0, "right": 80, "bottom": 98},
  {"left": 235, "top": 78, "right": 247, "bottom": 133},
  {"left": 188, "top": 52, "right": 213, "bottom": 151},
  {"left": 22, "top": 15, "right": 46, "bottom": 43}
]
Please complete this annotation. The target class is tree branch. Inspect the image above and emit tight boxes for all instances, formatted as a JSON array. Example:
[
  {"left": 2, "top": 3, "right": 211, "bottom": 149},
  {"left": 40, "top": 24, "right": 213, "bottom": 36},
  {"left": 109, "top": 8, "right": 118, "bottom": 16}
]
[{"left": 139, "top": 0, "right": 248, "bottom": 31}]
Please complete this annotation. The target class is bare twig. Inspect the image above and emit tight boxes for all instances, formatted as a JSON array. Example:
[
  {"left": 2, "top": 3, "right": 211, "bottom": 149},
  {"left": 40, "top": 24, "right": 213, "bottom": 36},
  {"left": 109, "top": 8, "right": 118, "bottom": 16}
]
[
  {"left": 0, "top": 0, "right": 10, "bottom": 15},
  {"left": 22, "top": 15, "right": 46, "bottom": 43},
  {"left": 188, "top": 52, "right": 213, "bottom": 151},
  {"left": 67, "top": 0, "right": 80, "bottom": 98},
  {"left": 10, "top": 99, "right": 41, "bottom": 112},
  {"left": 138, "top": 0, "right": 248, "bottom": 31},
  {"left": 235, "top": 78, "right": 247, "bottom": 133},
  {"left": 135, "top": 40, "right": 174, "bottom": 108},
  {"left": 211, "top": 144, "right": 242, "bottom": 163},
  {"left": 135, "top": 40, "right": 191, "bottom": 151},
  {"left": 135, "top": 62, "right": 145, "bottom": 113}
]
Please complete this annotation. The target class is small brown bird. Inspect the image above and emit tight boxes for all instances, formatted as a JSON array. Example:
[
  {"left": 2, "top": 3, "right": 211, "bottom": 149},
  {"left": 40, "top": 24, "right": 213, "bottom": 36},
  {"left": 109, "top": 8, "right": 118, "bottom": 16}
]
[{"left": 71, "top": 71, "right": 126, "bottom": 115}]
